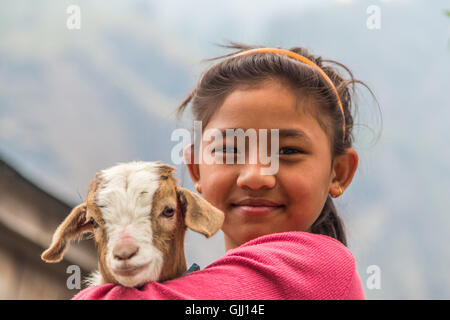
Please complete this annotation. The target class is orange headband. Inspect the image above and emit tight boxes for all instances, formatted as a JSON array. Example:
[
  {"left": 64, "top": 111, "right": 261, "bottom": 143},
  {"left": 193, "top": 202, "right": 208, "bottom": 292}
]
[{"left": 233, "top": 48, "right": 346, "bottom": 142}]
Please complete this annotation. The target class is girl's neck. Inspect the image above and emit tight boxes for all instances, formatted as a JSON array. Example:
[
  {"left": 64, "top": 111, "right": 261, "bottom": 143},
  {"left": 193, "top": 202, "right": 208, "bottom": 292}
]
[{"left": 224, "top": 234, "right": 241, "bottom": 251}]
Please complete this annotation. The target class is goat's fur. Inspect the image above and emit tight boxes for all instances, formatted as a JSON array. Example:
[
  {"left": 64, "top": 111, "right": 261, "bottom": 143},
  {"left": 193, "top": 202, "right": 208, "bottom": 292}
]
[{"left": 41, "top": 161, "right": 224, "bottom": 288}]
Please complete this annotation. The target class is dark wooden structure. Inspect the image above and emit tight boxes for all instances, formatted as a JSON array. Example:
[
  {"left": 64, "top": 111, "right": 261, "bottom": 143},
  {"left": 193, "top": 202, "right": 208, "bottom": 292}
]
[{"left": 0, "top": 158, "right": 97, "bottom": 299}]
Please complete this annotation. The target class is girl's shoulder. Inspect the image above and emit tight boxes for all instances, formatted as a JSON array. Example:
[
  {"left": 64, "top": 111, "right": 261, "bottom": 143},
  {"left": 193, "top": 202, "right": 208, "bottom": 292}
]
[
  {"left": 226, "top": 230, "right": 355, "bottom": 265},
  {"left": 205, "top": 231, "right": 363, "bottom": 300}
]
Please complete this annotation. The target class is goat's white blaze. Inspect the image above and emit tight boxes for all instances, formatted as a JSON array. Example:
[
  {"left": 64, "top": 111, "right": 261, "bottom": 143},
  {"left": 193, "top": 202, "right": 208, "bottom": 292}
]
[{"left": 96, "top": 161, "right": 164, "bottom": 287}]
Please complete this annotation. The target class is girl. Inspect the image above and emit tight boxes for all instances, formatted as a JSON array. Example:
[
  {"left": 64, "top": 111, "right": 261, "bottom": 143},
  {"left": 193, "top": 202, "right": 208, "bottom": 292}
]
[{"left": 74, "top": 42, "right": 378, "bottom": 300}]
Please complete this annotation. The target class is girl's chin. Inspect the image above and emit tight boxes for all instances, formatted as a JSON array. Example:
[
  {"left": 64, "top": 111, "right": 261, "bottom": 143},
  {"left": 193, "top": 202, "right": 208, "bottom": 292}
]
[{"left": 224, "top": 222, "right": 287, "bottom": 247}]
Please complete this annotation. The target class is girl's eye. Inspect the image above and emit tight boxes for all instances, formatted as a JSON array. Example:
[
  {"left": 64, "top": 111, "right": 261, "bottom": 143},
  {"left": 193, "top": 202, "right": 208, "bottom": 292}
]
[
  {"left": 216, "top": 147, "right": 239, "bottom": 154},
  {"left": 279, "top": 147, "right": 305, "bottom": 155},
  {"left": 161, "top": 207, "right": 175, "bottom": 218}
]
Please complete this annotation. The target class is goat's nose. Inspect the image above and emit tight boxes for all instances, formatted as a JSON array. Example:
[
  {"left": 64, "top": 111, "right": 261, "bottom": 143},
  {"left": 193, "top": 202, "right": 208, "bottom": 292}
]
[{"left": 113, "top": 241, "right": 139, "bottom": 261}]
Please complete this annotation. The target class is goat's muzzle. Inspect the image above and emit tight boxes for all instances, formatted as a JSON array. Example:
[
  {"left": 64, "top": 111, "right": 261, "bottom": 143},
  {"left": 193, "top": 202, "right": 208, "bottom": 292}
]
[{"left": 113, "top": 238, "right": 139, "bottom": 261}]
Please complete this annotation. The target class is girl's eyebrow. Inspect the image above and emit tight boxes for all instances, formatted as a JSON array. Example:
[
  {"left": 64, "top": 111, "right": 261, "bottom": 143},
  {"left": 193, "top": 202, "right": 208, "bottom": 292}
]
[
  {"left": 278, "top": 129, "right": 312, "bottom": 142},
  {"left": 215, "top": 128, "right": 312, "bottom": 143}
]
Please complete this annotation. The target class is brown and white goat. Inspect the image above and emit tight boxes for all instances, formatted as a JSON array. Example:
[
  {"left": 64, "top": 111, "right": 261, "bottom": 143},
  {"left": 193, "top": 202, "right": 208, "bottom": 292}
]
[{"left": 41, "top": 161, "right": 224, "bottom": 288}]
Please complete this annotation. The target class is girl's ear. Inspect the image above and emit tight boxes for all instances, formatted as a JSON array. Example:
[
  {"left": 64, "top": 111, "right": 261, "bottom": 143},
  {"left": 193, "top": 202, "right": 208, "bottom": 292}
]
[
  {"left": 41, "top": 203, "right": 92, "bottom": 263},
  {"left": 176, "top": 187, "right": 224, "bottom": 238},
  {"left": 330, "top": 148, "right": 359, "bottom": 192}
]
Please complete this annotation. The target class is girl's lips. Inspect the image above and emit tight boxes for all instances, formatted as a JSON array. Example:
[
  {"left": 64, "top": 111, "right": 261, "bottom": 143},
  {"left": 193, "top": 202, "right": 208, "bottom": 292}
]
[
  {"left": 231, "top": 204, "right": 285, "bottom": 216},
  {"left": 233, "top": 198, "right": 283, "bottom": 207}
]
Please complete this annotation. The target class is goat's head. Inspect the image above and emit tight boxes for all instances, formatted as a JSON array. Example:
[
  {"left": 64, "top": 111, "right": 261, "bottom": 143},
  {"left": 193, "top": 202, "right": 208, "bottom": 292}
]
[{"left": 41, "top": 161, "right": 224, "bottom": 287}]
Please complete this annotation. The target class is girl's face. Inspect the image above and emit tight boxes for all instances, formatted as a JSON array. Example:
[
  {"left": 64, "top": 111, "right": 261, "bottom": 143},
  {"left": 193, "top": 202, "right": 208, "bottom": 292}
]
[{"left": 186, "top": 80, "right": 358, "bottom": 250}]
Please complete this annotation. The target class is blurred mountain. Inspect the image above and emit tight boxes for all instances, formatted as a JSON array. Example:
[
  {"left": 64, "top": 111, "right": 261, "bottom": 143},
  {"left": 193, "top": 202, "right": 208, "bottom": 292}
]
[{"left": 0, "top": 0, "right": 449, "bottom": 299}]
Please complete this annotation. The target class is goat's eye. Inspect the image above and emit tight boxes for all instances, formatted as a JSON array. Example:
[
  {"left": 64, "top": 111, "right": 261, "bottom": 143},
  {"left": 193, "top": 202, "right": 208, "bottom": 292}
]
[
  {"left": 89, "top": 218, "right": 99, "bottom": 229},
  {"left": 161, "top": 207, "right": 175, "bottom": 218}
]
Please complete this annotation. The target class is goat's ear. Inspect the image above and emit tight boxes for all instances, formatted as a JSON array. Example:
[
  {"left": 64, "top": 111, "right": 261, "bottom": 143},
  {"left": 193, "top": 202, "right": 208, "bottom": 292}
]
[
  {"left": 41, "top": 203, "right": 91, "bottom": 263},
  {"left": 154, "top": 161, "right": 176, "bottom": 179},
  {"left": 176, "top": 187, "right": 224, "bottom": 238}
]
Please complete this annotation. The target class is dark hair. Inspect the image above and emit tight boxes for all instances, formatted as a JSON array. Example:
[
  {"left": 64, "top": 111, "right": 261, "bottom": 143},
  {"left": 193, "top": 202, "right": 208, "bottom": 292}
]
[{"left": 175, "top": 41, "right": 381, "bottom": 247}]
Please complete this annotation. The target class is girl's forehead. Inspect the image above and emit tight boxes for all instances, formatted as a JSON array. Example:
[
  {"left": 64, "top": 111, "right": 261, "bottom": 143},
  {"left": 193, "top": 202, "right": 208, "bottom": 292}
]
[
  {"left": 205, "top": 83, "right": 323, "bottom": 136},
  {"left": 222, "top": 82, "right": 298, "bottom": 109}
]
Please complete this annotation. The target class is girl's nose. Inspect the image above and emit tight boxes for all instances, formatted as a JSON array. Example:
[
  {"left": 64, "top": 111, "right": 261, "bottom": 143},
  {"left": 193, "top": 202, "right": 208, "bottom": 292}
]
[{"left": 236, "top": 164, "right": 276, "bottom": 190}]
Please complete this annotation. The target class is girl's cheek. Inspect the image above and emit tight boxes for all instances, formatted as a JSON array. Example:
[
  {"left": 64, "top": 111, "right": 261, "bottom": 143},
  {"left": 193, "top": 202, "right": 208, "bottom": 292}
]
[
  {"left": 202, "top": 161, "right": 237, "bottom": 179},
  {"left": 200, "top": 164, "right": 235, "bottom": 205},
  {"left": 279, "top": 170, "right": 307, "bottom": 193}
]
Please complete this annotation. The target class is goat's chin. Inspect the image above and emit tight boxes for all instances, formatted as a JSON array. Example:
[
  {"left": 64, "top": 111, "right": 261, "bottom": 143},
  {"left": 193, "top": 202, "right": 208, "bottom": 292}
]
[{"left": 112, "top": 263, "right": 163, "bottom": 288}]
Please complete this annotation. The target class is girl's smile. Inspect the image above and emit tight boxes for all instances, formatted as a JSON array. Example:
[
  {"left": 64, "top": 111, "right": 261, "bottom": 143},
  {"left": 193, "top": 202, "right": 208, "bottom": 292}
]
[{"left": 231, "top": 197, "right": 286, "bottom": 216}]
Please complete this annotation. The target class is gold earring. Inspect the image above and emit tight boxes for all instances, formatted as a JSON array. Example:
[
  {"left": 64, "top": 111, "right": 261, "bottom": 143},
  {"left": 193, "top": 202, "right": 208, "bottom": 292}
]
[
  {"left": 334, "top": 186, "right": 343, "bottom": 198},
  {"left": 195, "top": 183, "right": 201, "bottom": 194}
]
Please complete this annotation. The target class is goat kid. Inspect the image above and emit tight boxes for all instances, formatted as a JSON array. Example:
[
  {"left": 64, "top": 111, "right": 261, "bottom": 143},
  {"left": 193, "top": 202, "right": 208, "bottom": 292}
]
[{"left": 41, "top": 161, "right": 224, "bottom": 288}]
